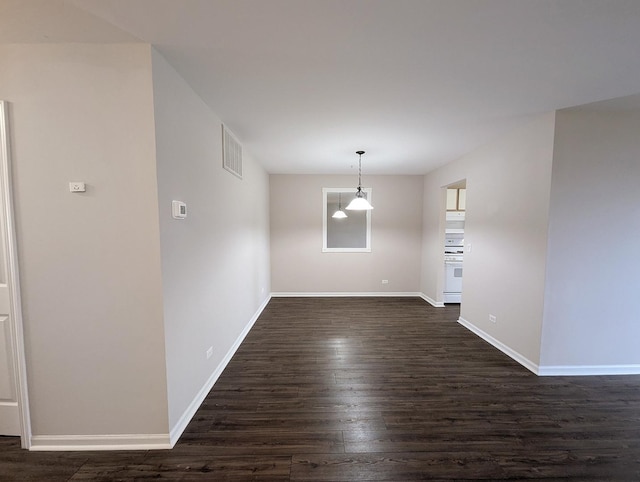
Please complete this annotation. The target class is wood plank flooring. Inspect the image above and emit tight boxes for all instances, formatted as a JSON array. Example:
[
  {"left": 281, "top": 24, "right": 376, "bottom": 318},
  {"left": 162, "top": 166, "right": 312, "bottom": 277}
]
[{"left": 2, "top": 297, "right": 640, "bottom": 480}]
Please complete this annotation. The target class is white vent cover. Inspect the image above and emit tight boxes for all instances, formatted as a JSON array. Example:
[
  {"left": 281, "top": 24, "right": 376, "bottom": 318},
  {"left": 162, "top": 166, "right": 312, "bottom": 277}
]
[{"left": 222, "top": 125, "right": 242, "bottom": 179}]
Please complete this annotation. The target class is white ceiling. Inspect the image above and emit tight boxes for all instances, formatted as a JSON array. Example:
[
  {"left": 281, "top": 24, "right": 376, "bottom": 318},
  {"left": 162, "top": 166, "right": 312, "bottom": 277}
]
[{"left": 3, "top": 0, "right": 640, "bottom": 174}]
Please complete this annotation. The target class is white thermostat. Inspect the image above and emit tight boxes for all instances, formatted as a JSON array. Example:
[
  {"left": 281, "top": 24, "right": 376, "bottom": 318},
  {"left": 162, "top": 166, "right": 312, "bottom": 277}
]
[
  {"left": 172, "top": 200, "right": 187, "bottom": 219},
  {"left": 69, "top": 182, "right": 86, "bottom": 192}
]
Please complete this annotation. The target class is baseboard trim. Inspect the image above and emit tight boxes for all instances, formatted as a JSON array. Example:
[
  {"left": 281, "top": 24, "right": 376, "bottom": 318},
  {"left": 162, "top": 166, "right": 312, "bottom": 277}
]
[
  {"left": 537, "top": 364, "right": 640, "bottom": 376},
  {"left": 457, "top": 317, "right": 640, "bottom": 377},
  {"left": 30, "top": 434, "right": 171, "bottom": 451},
  {"left": 271, "top": 292, "right": 423, "bottom": 297},
  {"left": 270, "top": 291, "right": 446, "bottom": 307},
  {"left": 419, "top": 293, "right": 445, "bottom": 308},
  {"left": 168, "top": 295, "right": 272, "bottom": 446},
  {"left": 457, "top": 316, "right": 539, "bottom": 375}
]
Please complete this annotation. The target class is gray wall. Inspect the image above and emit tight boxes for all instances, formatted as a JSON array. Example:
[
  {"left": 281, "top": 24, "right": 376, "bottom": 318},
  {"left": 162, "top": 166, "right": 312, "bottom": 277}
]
[
  {"left": 541, "top": 108, "right": 640, "bottom": 368},
  {"left": 0, "top": 44, "right": 169, "bottom": 436},
  {"left": 421, "top": 113, "right": 556, "bottom": 366},
  {"left": 151, "top": 50, "right": 271, "bottom": 431},
  {"left": 270, "top": 175, "right": 423, "bottom": 293}
]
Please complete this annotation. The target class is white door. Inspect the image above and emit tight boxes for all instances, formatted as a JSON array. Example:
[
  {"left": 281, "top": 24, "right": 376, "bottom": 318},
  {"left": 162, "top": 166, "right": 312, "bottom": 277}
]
[
  {"left": 0, "top": 292, "right": 19, "bottom": 435},
  {"left": 0, "top": 101, "right": 28, "bottom": 439}
]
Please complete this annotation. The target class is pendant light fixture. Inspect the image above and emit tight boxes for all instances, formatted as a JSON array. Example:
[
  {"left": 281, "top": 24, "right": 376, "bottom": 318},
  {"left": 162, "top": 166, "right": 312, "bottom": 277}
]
[
  {"left": 332, "top": 192, "right": 348, "bottom": 219},
  {"left": 346, "top": 150, "right": 373, "bottom": 210}
]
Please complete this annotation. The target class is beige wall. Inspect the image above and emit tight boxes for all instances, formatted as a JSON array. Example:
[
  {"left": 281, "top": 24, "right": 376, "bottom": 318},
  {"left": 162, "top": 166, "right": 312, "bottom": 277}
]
[
  {"left": 0, "top": 43, "right": 272, "bottom": 444},
  {"left": 0, "top": 44, "right": 169, "bottom": 436},
  {"left": 541, "top": 108, "right": 640, "bottom": 368},
  {"left": 421, "top": 113, "right": 556, "bottom": 366},
  {"left": 151, "top": 50, "right": 271, "bottom": 432},
  {"left": 270, "top": 175, "right": 423, "bottom": 293}
]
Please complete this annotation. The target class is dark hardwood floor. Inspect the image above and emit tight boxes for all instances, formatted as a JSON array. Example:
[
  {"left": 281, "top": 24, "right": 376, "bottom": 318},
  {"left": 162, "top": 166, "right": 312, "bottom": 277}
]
[{"left": 2, "top": 297, "right": 640, "bottom": 480}]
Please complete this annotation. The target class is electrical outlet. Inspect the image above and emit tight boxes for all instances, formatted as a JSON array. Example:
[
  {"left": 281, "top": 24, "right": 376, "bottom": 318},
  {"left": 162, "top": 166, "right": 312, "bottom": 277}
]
[
  {"left": 489, "top": 314, "right": 497, "bottom": 323},
  {"left": 382, "top": 279, "right": 389, "bottom": 284},
  {"left": 206, "top": 346, "right": 213, "bottom": 359}
]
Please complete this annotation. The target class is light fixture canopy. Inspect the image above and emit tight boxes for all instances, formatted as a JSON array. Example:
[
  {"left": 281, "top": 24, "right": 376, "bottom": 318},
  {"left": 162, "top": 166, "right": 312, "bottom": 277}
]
[
  {"left": 346, "top": 150, "right": 373, "bottom": 210},
  {"left": 332, "top": 192, "right": 348, "bottom": 218}
]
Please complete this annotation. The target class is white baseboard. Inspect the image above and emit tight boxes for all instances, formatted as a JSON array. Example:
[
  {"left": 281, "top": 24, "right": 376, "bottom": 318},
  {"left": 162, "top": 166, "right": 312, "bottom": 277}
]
[
  {"left": 537, "top": 364, "right": 640, "bottom": 376},
  {"left": 270, "top": 291, "right": 446, "bottom": 308},
  {"left": 30, "top": 434, "right": 171, "bottom": 451},
  {"left": 168, "top": 295, "right": 271, "bottom": 446},
  {"left": 456, "top": 317, "right": 640, "bottom": 377},
  {"left": 457, "top": 316, "right": 539, "bottom": 374},
  {"left": 419, "top": 293, "right": 444, "bottom": 308},
  {"left": 271, "top": 292, "right": 423, "bottom": 297}
]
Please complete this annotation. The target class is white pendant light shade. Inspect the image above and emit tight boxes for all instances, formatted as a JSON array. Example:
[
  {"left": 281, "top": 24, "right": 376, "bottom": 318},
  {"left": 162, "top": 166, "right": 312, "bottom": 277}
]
[
  {"left": 332, "top": 192, "right": 348, "bottom": 218},
  {"left": 346, "top": 150, "right": 373, "bottom": 210},
  {"left": 345, "top": 190, "right": 373, "bottom": 210}
]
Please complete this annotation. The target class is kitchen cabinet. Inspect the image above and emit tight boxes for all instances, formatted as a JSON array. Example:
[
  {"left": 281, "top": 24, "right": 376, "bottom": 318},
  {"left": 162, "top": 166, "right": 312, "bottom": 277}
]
[
  {"left": 446, "top": 188, "right": 466, "bottom": 211},
  {"left": 446, "top": 189, "right": 458, "bottom": 210},
  {"left": 458, "top": 189, "right": 466, "bottom": 210}
]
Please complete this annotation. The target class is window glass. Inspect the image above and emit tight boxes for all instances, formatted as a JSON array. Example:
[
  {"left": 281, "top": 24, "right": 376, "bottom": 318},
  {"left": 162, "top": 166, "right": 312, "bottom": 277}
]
[{"left": 322, "top": 188, "right": 371, "bottom": 252}]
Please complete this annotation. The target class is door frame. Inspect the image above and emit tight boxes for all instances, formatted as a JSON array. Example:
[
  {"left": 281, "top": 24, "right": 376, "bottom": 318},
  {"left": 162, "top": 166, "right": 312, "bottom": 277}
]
[{"left": 0, "top": 101, "right": 32, "bottom": 448}]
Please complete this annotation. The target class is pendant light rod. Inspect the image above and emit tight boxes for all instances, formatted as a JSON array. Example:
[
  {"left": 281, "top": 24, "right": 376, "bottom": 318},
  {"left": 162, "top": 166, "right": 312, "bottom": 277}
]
[
  {"left": 356, "top": 150, "right": 365, "bottom": 192},
  {"left": 346, "top": 150, "right": 373, "bottom": 210}
]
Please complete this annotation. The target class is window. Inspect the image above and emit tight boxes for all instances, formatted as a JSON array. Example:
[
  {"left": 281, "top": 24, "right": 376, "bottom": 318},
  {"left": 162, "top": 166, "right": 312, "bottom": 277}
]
[{"left": 322, "top": 187, "right": 372, "bottom": 252}]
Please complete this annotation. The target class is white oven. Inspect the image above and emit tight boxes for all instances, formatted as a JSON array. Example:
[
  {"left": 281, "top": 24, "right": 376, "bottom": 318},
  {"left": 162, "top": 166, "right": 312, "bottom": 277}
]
[
  {"left": 444, "top": 256, "right": 463, "bottom": 303},
  {"left": 444, "top": 232, "right": 464, "bottom": 303}
]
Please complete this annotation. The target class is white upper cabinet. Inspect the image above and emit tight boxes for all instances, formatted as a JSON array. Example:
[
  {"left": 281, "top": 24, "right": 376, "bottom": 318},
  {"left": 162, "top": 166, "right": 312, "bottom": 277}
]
[
  {"left": 446, "top": 189, "right": 458, "bottom": 210},
  {"left": 446, "top": 188, "right": 466, "bottom": 211},
  {"left": 458, "top": 188, "right": 466, "bottom": 211}
]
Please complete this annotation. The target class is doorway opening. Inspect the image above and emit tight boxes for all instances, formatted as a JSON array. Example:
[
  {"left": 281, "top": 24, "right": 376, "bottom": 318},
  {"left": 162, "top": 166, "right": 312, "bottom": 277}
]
[{"left": 443, "top": 180, "right": 466, "bottom": 304}]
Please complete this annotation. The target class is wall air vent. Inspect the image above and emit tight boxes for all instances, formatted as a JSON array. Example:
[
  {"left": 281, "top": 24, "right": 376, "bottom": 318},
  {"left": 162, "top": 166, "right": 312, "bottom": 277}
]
[{"left": 222, "top": 124, "right": 243, "bottom": 179}]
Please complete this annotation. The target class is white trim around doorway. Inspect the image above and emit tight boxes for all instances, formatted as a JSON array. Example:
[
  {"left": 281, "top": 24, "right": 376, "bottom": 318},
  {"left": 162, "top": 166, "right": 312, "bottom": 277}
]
[{"left": 0, "top": 101, "right": 32, "bottom": 448}]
